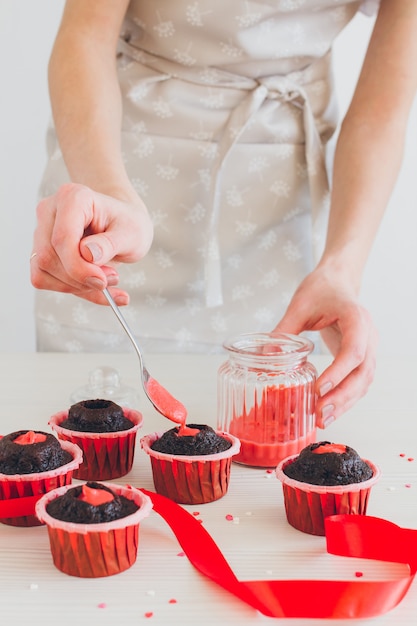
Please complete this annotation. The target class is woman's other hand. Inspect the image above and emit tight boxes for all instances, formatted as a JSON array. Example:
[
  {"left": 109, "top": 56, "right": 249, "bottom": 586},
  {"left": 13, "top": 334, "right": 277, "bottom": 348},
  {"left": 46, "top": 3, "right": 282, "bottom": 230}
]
[{"left": 272, "top": 265, "right": 378, "bottom": 429}]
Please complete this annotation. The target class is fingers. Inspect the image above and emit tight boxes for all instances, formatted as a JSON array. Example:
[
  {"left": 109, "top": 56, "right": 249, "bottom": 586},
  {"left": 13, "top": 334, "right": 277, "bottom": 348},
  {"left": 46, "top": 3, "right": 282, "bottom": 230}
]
[
  {"left": 271, "top": 298, "right": 310, "bottom": 337},
  {"left": 30, "top": 252, "right": 129, "bottom": 305},
  {"left": 31, "top": 183, "right": 153, "bottom": 300},
  {"left": 315, "top": 353, "right": 376, "bottom": 429},
  {"left": 315, "top": 316, "right": 379, "bottom": 429},
  {"left": 33, "top": 185, "right": 107, "bottom": 290}
]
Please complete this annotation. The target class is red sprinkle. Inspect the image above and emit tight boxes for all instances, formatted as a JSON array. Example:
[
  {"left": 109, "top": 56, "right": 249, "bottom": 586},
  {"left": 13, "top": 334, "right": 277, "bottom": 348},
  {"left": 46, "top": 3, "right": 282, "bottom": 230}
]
[
  {"left": 405, "top": 484, "right": 412, "bottom": 489},
  {"left": 97, "top": 603, "right": 107, "bottom": 609},
  {"left": 408, "top": 458, "right": 414, "bottom": 462},
  {"left": 168, "top": 599, "right": 177, "bottom": 604},
  {"left": 192, "top": 511, "right": 200, "bottom": 516},
  {"left": 355, "top": 571, "right": 364, "bottom": 578},
  {"left": 177, "top": 551, "right": 185, "bottom": 557},
  {"left": 225, "top": 514, "right": 234, "bottom": 521},
  {"left": 266, "top": 469, "right": 274, "bottom": 474},
  {"left": 144, "top": 612, "right": 153, "bottom": 618},
  {"left": 399, "top": 453, "right": 406, "bottom": 457}
]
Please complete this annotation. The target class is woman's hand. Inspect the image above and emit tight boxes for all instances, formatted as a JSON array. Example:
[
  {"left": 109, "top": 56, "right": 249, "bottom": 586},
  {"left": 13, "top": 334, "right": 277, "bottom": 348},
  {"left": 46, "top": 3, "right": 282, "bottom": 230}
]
[
  {"left": 272, "top": 266, "right": 378, "bottom": 429},
  {"left": 30, "top": 183, "right": 154, "bottom": 305}
]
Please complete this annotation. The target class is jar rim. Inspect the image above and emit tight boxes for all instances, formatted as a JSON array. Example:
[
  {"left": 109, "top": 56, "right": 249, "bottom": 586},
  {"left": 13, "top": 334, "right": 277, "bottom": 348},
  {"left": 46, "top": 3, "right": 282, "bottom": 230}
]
[{"left": 222, "top": 332, "right": 314, "bottom": 360}]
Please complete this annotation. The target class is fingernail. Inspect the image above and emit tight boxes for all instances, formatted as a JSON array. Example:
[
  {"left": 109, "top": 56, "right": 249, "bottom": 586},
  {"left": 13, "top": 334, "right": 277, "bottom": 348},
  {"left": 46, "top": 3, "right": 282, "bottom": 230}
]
[
  {"left": 319, "top": 382, "right": 333, "bottom": 397},
  {"left": 85, "top": 277, "right": 106, "bottom": 290},
  {"left": 106, "top": 274, "right": 119, "bottom": 287},
  {"left": 321, "top": 404, "right": 335, "bottom": 420},
  {"left": 321, "top": 414, "right": 336, "bottom": 429},
  {"left": 84, "top": 242, "right": 102, "bottom": 263},
  {"left": 320, "top": 405, "right": 335, "bottom": 429},
  {"left": 114, "top": 295, "right": 129, "bottom": 306}
]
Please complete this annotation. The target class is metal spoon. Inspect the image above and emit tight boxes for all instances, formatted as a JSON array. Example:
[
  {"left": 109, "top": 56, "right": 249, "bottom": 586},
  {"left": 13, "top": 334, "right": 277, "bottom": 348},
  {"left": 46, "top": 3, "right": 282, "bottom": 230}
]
[{"left": 102, "top": 288, "right": 187, "bottom": 423}]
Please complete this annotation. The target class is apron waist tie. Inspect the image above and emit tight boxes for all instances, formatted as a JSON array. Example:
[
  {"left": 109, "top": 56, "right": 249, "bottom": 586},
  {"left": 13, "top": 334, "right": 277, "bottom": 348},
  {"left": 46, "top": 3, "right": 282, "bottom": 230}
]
[{"left": 205, "top": 74, "right": 330, "bottom": 307}]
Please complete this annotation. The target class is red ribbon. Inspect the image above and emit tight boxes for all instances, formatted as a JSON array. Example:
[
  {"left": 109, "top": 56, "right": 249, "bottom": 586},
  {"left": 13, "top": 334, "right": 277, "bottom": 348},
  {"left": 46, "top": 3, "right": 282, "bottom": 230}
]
[
  {"left": 0, "top": 494, "right": 43, "bottom": 519},
  {"left": 142, "top": 489, "right": 417, "bottom": 619},
  {"left": 1, "top": 490, "right": 416, "bottom": 618}
]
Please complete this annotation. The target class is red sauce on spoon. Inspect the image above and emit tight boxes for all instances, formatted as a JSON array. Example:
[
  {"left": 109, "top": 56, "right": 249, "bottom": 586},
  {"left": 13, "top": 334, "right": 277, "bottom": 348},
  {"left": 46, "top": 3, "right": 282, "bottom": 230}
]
[{"left": 146, "top": 377, "right": 199, "bottom": 436}]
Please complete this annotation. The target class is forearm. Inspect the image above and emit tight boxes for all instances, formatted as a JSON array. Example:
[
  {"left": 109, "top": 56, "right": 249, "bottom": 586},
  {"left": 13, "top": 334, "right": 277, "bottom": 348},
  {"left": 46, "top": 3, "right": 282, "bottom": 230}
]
[
  {"left": 48, "top": 0, "right": 137, "bottom": 203},
  {"left": 320, "top": 0, "right": 417, "bottom": 289},
  {"left": 320, "top": 106, "right": 405, "bottom": 289}
]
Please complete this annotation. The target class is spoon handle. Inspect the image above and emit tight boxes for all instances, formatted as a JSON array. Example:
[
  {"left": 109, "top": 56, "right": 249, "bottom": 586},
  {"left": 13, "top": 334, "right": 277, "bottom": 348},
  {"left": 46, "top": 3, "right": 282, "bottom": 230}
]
[{"left": 102, "top": 288, "right": 149, "bottom": 384}]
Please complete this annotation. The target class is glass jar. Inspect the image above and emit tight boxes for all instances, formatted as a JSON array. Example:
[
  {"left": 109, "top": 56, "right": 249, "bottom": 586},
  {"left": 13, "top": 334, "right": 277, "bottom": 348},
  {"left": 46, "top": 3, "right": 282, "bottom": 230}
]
[{"left": 217, "top": 333, "right": 317, "bottom": 468}]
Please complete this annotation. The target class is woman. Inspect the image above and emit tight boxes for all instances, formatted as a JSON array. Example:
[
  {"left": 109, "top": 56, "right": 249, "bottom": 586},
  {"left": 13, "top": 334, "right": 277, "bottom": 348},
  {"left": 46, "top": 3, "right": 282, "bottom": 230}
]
[{"left": 31, "top": 0, "right": 417, "bottom": 428}]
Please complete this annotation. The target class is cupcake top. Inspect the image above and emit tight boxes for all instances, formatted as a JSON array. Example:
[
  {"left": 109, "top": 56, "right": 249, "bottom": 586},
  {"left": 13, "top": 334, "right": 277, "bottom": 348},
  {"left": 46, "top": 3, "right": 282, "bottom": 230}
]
[
  {"left": 0, "top": 430, "right": 73, "bottom": 475},
  {"left": 150, "top": 424, "right": 232, "bottom": 456},
  {"left": 283, "top": 441, "right": 374, "bottom": 486},
  {"left": 60, "top": 399, "right": 134, "bottom": 433},
  {"left": 45, "top": 482, "right": 139, "bottom": 524}
]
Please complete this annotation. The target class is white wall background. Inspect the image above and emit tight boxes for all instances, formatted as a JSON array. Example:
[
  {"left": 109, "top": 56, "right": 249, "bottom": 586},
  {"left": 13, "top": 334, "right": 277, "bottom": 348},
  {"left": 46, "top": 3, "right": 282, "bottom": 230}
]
[{"left": 0, "top": 2, "right": 416, "bottom": 355}]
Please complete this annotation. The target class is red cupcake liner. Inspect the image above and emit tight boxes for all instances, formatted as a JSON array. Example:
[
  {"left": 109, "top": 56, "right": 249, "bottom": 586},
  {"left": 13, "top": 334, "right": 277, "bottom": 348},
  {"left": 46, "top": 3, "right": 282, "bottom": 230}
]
[
  {"left": 141, "top": 431, "right": 241, "bottom": 505},
  {"left": 49, "top": 408, "right": 143, "bottom": 481},
  {"left": 0, "top": 440, "right": 83, "bottom": 527},
  {"left": 276, "top": 455, "right": 381, "bottom": 536},
  {"left": 35, "top": 482, "right": 153, "bottom": 578}
]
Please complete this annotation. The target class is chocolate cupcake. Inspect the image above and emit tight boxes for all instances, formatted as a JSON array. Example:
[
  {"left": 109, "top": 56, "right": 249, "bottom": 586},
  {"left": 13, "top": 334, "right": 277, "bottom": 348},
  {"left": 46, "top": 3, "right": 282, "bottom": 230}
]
[
  {"left": 276, "top": 441, "right": 381, "bottom": 536},
  {"left": 282, "top": 441, "right": 374, "bottom": 486},
  {"left": 60, "top": 399, "right": 134, "bottom": 433},
  {"left": 45, "top": 481, "right": 139, "bottom": 523},
  {"left": 150, "top": 424, "right": 232, "bottom": 456},
  {"left": 0, "top": 430, "right": 72, "bottom": 474},
  {"left": 0, "top": 430, "right": 82, "bottom": 527},
  {"left": 141, "top": 424, "right": 240, "bottom": 505},
  {"left": 36, "top": 482, "right": 153, "bottom": 578},
  {"left": 49, "top": 399, "right": 143, "bottom": 481}
]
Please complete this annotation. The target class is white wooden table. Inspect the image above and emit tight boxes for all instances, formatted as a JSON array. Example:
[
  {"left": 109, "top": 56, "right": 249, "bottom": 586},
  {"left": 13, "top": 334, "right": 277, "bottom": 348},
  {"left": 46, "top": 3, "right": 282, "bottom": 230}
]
[{"left": 0, "top": 352, "right": 416, "bottom": 625}]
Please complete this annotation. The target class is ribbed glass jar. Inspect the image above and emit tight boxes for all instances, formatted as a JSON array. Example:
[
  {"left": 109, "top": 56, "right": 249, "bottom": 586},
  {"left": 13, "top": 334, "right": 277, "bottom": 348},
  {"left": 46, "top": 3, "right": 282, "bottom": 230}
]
[{"left": 217, "top": 333, "right": 317, "bottom": 468}]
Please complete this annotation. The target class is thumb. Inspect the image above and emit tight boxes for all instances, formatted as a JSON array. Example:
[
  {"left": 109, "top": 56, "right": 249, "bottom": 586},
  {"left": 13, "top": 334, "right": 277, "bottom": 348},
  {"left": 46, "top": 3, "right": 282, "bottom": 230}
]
[
  {"left": 80, "top": 234, "right": 115, "bottom": 265},
  {"left": 271, "top": 302, "right": 307, "bottom": 336}
]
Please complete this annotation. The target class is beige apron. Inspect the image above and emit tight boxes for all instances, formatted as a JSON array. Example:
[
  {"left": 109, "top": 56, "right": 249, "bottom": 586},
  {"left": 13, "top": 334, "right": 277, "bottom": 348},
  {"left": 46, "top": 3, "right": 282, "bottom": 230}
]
[{"left": 36, "top": 0, "right": 375, "bottom": 353}]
